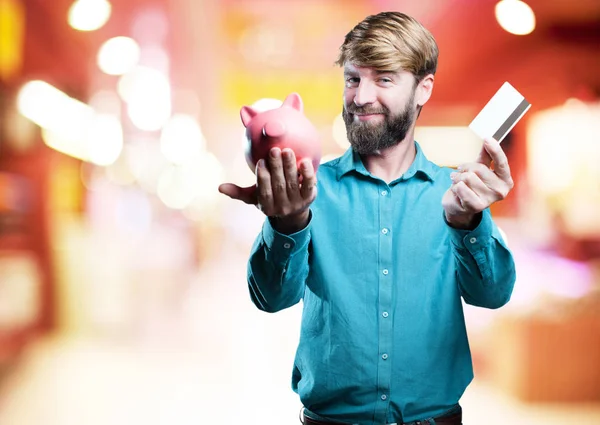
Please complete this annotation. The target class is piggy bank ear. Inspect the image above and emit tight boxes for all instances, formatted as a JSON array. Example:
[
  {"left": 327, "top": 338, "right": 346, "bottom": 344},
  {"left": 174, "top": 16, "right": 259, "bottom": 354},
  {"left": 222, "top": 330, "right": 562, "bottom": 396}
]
[
  {"left": 240, "top": 106, "right": 258, "bottom": 127},
  {"left": 283, "top": 93, "right": 303, "bottom": 112}
]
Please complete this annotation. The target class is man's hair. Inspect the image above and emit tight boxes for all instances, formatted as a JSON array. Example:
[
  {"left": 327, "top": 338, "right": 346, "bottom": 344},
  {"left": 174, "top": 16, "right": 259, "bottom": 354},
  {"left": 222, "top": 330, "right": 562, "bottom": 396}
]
[{"left": 335, "top": 11, "right": 439, "bottom": 82}]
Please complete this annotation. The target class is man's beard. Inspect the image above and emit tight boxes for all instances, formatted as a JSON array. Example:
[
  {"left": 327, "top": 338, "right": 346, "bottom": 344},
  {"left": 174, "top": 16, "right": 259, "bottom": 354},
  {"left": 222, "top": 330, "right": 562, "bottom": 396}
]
[{"left": 342, "top": 91, "right": 417, "bottom": 155}]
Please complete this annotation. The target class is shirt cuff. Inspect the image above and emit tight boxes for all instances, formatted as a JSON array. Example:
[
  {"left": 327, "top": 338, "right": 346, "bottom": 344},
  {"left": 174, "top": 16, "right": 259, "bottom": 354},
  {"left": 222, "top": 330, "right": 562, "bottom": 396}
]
[
  {"left": 262, "top": 210, "right": 312, "bottom": 262},
  {"left": 445, "top": 209, "right": 493, "bottom": 251}
]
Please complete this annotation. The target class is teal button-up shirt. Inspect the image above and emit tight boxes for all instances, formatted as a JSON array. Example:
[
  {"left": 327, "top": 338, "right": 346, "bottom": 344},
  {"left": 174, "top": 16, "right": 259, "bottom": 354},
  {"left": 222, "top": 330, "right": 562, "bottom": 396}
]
[{"left": 247, "top": 142, "right": 516, "bottom": 425}]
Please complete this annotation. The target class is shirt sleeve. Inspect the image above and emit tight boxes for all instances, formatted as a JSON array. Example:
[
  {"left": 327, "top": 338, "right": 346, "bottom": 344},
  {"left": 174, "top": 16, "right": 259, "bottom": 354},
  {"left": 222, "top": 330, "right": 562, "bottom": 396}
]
[
  {"left": 445, "top": 209, "right": 516, "bottom": 309},
  {"left": 247, "top": 211, "right": 312, "bottom": 312}
]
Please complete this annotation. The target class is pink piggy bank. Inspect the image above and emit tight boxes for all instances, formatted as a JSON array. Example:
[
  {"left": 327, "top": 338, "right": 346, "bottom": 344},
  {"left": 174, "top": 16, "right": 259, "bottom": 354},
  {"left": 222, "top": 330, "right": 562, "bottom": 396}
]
[{"left": 241, "top": 93, "right": 322, "bottom": 173}]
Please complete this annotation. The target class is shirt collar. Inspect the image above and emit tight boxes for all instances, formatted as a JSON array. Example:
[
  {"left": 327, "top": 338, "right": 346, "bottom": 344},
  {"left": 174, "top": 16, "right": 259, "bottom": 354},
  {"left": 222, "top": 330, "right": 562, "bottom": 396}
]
[{"left": 335, "top": 141, "right": 437, "bottom": 182}]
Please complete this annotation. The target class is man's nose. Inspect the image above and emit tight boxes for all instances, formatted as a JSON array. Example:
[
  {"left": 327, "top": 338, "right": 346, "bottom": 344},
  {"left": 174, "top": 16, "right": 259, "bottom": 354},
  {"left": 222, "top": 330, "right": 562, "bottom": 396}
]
[{"left": 354, "top": 81, "right": 376, "bottom": 107}]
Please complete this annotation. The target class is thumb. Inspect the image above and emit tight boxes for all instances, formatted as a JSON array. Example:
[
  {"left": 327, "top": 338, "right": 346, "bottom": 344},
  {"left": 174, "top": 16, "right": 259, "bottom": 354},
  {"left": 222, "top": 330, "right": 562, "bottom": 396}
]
[
  {"left": 475, "top": 142, "right": 492, "bottom": 167},
  {"left": 218, "top": 183, "right": 258, "bottom": 205}
]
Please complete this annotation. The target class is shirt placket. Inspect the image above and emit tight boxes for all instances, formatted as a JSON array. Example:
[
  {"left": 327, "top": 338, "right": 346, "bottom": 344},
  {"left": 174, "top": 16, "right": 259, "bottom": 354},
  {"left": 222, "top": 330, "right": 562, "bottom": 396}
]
[{"left": 374, "top": 184, "right": 393, "bottom": 424}]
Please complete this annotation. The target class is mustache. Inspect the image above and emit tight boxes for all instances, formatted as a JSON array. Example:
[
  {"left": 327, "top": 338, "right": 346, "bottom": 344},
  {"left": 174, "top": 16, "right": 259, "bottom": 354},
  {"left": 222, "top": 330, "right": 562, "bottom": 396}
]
[{"left": 345, "top": 104, "right": 388, "bottom": 115}]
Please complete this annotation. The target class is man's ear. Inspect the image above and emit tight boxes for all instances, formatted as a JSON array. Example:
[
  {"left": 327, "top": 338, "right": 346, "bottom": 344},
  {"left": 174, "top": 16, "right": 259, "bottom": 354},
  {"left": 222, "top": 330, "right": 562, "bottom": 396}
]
[{"left": 415, "top": 74, "right": 434, "bottom": 107}]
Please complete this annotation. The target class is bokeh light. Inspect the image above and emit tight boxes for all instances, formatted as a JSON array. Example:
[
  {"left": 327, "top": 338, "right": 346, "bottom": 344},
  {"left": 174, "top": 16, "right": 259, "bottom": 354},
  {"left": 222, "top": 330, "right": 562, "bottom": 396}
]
[
  {"left": 495, "top": 0, "right": 536, "bottom": 35},
  {"left": 157, "top": 164, "right": 201, "bottom": 210},
  {"left": 97, "top": 36, "right": 141, "bottom": 76},
  {"left": 17, "top": 80, "right": 91, "bottom": 130},
  {"left": 88, "top": 90, "right": 122, "bottom": 116},
  {"left": 160, "top": 114, "right": 205, "bottom": 165},
  {"left": 86, "top": 114, "right": 123, "bottom": 166},
  {"left": 17, "top": 80, "right": 122, "bottom": 165},
  {"left": 68, "top": 0, "right": 112, "bottom": 32},
  {"left": 117, "top": 66, "right": 172, "bottom": 131}
]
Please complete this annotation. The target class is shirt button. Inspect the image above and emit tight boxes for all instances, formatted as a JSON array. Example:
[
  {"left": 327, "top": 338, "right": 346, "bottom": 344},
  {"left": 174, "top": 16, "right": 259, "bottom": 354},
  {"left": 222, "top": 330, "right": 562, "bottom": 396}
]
[
  {"left": 469, "top": 237, "right": 477, "bottom": 244},
  {"left": 382, "top": 269, "right": 389, "bottom": 275},
  {"left": 382, "top": 312, "right": 389, "bottom": 318},
  {"left": 382, "top": 354, "right": 388, "bottom": 360},
  {"left": 381, "top": 190, "right": 388, "bottom": 196},
  {"left": 381, "top": 394, "right": 387, "bottom": 400},
  {"left": 381, "top": 228, "right": 389, "bottom": 235},
  {"left": 283, "top": 243, "right": 291, "bottom": 249}
]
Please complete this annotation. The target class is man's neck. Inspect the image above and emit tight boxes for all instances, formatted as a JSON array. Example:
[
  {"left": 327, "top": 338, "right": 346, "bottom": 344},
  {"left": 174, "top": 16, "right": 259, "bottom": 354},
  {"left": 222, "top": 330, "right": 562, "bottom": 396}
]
[{"left": 360, "top": 132, "right": 417, "bottom": 183}]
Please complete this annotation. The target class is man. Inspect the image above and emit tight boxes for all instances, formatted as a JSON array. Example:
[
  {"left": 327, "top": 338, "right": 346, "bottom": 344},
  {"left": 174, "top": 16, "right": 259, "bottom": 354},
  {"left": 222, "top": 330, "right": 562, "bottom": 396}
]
[{"left": 219, "top": 11, "right": 516, "bottom": 425}]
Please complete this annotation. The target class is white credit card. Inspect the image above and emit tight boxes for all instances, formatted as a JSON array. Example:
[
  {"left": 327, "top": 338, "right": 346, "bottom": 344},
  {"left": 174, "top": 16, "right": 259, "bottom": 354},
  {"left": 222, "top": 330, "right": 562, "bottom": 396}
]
[{"left": 468, "top": 82, "right": 531, "bottom": 143}]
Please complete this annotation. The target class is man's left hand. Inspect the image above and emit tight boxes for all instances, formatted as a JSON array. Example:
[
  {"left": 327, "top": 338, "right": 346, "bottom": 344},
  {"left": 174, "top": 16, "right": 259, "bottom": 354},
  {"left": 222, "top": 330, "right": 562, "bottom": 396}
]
[{"left": 442, "top": 137, "right": 514, "bottom": 230}]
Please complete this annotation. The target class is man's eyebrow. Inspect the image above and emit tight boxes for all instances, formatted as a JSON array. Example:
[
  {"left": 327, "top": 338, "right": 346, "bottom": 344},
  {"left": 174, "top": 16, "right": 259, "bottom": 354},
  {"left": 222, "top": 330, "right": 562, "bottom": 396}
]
[
  {"left": 343, "top": 70, "right": 359, "bottom": 77},
  {"left": 375, "top": 70, "right": 398, "bottom": 76}
]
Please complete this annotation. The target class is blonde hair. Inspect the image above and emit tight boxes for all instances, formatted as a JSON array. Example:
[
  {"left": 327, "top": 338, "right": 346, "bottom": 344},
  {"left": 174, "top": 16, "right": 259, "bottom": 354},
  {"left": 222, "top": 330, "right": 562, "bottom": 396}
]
[{"left": 336, "top": 11, "right": 439, "bottom": 81}]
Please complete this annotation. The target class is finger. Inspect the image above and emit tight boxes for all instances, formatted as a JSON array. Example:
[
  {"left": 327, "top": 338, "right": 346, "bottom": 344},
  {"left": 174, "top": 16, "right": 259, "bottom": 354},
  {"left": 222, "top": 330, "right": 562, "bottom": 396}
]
[
  {"left": 218, "top": 183, "right": 257, "bottom": 205},
  {"left": 451, "top": 171, "right": 489, "bottom": 197},
  {"left": 455, "top": 162, "right": 499, "bottom": 186},
  {"left": 483, "top": 138, "right": 512, "bottom": 181},
  {"left": 256, "top": 159, "right": 274, "bottom": 210},
  {"left": 299, "top": 158, "right": 317, "bottom": 201},
  {"left": 453, "top": 165, "right": 512, "bottom": 201},
  {"left": 451, "top": 181, "right": 486, "bottom": 213},
  {"left": 281, "top": 148, "right": 301, "bottom": 201},
  {"left": 475, "top": 142, "right": 492, "bottom": 167},
  {"left": 267, "top": 147, "right": 289, "bottom": 207},
  {"left": 445, "top": 188, "right": 465, "bottom": 215}
]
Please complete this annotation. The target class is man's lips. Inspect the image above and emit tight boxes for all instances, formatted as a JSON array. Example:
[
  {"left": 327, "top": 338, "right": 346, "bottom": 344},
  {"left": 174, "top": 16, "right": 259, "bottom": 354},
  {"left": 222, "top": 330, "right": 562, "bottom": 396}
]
[{"left": 354, "top": 113, "right": 384, "bottom": 121}]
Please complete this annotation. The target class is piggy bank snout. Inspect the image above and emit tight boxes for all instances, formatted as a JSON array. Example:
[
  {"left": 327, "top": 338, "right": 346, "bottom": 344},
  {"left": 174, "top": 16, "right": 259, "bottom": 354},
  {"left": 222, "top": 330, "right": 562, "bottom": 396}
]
[{"left": 262, "top": 120, "right": 287, "bottom": 138}]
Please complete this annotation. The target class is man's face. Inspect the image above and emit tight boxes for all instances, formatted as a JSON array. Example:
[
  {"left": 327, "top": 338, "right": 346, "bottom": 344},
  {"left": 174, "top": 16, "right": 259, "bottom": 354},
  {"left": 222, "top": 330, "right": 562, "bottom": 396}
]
[{"left": 342, "top": 63, "right": 419, "bottom": 155}]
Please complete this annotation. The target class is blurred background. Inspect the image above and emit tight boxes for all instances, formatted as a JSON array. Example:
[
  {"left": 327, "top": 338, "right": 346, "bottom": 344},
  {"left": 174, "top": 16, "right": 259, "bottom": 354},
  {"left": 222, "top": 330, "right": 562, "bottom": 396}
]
[{"left": 0, "top": 0, "right": 599, "bottom": 424}]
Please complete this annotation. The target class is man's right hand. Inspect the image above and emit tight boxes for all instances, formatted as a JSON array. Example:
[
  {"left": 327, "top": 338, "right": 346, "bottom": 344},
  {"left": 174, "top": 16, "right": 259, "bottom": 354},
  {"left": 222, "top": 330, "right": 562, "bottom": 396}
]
[{"left": 218, "top": 147, "right": 317, "bottom": 234}]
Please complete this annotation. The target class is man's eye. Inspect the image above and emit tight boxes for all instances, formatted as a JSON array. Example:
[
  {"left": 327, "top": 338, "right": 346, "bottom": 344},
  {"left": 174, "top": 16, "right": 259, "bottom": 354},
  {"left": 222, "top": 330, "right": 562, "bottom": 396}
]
[
  {"left": 345, "top": 78, "right": 360, "bottom": 87},
  {"left": 379, "top": 78, "right": 392, "bottom": 84}
]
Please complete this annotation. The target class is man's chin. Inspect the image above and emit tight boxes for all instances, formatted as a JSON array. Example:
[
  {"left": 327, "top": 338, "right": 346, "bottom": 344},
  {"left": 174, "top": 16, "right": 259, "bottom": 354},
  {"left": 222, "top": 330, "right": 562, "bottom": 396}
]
[
  {"left": 349, "top": 141, "right": 380, "bottom": 155},
  {"left": 350, "top": 137, "right": 404, "bottom": 155}
]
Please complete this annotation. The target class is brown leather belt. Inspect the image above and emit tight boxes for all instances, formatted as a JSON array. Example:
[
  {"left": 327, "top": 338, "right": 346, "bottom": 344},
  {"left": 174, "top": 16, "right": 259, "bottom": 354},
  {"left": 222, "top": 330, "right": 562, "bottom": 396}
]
[{"left": 302, "top": 408, "right": 462, "bottom": 425}]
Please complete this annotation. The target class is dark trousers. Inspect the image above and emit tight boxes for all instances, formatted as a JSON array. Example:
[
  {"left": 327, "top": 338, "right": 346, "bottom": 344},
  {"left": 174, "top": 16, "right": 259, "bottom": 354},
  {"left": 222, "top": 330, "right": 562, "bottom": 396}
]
[{"left": 301, "top": 406, "right": 462, "bottom": 425}]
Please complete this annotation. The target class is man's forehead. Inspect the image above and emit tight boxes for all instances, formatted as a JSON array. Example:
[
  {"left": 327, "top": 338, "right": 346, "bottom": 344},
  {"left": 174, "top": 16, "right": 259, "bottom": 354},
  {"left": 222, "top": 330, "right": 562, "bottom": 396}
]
[
  {"left": 343, "top": 63, "right": 373, "bottom": 74},
  {"left": 343, "top": 63, "right": 403, "bottom": 76}
]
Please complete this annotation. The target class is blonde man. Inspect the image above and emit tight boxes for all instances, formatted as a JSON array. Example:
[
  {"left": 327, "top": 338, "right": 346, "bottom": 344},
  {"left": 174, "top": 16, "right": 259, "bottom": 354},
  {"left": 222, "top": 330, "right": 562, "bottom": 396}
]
[{"left": 220, "top": 11, "right": 516, "bottom": 425}]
